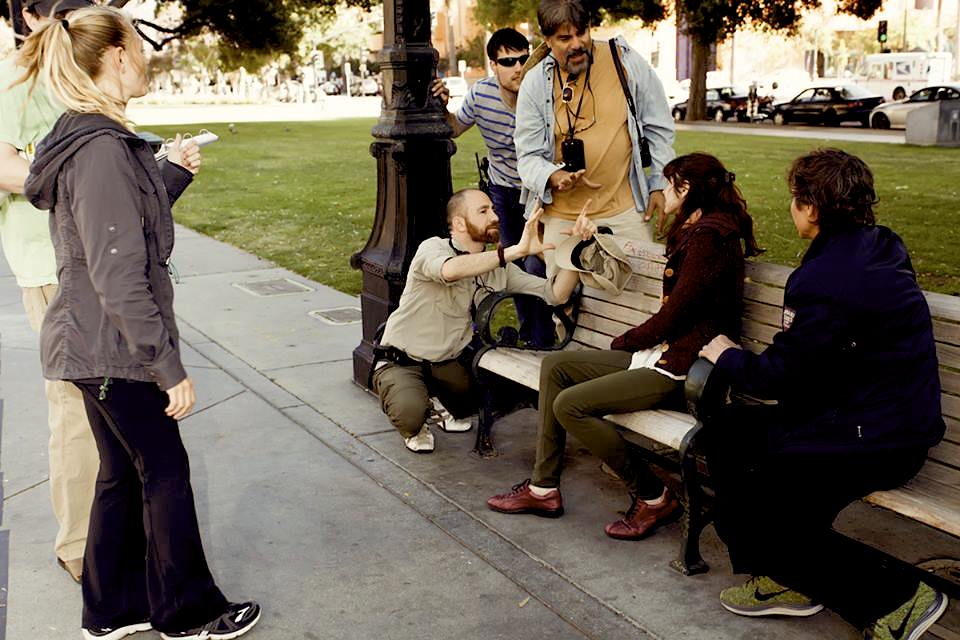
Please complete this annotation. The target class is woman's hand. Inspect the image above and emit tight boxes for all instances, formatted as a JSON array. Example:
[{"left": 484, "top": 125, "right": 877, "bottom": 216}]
[
  {"left": 699, "top": 335, "right": 740, "bottom": 364},
  {"left": 166, "top": 134, "right": 202, "bottom": 175},
  {"left": 165, "top": 376, "right": 196, "bottom": 420}
]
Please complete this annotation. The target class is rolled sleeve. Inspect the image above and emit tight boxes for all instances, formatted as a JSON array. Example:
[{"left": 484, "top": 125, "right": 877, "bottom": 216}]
[
  {"left": 410, "top": 237, "right": 455, "bottom": 284},
  {"left": 515, "top": 69, "right": 561, "bottom": 207}
]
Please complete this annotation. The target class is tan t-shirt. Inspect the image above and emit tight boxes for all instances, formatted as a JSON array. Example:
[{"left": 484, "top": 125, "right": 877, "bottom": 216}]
[
  {"left": 381, "top": 236, "right": 560, "bottom": 362},
  {"left": 548, "top": 41, "right": 634, "bottom": 221}
]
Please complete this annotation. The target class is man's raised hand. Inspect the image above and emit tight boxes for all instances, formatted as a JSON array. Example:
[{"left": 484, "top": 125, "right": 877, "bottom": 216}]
[
  {"left": 559, "top": 199, "right": 597, "bottom": 242},
  {"left": 514, "top": 205, "right": 554, "bottom": 257},
  {"left": 549, "top": 169, "right": 602, "bottom": 193}
]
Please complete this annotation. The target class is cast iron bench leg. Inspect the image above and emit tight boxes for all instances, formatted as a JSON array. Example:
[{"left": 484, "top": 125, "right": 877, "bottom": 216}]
[
  {"left": 471, "top": 347, "right": 499, "bottom": 458},
  {"left": 671, "top": 422, "right": 710, "bottom": 576}
]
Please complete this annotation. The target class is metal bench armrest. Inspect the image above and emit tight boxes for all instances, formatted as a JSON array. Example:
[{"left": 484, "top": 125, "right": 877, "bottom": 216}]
[
  {"left": 472, "top": 283, "right": 583, "bottom": 351},
  {"left": 684, "top": 358, "right": 729, "bottom": 422}
]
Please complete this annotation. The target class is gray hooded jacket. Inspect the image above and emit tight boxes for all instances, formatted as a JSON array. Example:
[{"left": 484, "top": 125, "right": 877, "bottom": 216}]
[{"left": 25, "top": 112, "right": 193, "bottom": 390}]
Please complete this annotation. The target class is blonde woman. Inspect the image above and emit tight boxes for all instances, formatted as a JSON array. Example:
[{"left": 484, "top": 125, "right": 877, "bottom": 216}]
[{"left": 19, "top": 7, "right": 260, "bottom": 640}]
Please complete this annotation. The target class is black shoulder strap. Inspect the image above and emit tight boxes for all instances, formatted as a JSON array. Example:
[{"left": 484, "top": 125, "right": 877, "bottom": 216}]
[{"left": 608, "top": 39, "right": 652, "bottom": 169}]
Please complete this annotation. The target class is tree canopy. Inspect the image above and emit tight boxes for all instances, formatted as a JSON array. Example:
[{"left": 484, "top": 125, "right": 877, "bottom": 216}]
[
  {"left": 2, "top": 0, "right": 375, "bottom": 55},
  {"left": 472, "top": 0, "right": 882, "bottom": 120}
]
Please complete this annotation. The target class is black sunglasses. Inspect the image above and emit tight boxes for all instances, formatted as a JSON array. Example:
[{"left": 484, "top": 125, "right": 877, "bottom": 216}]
[{"left": 496, "top": 54, "right": 530, "bottom": 67}]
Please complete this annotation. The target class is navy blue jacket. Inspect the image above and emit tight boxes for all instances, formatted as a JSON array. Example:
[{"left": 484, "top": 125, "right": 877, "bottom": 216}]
[{"left": 716, "top": 225, "right": 945, "bottom": 454}]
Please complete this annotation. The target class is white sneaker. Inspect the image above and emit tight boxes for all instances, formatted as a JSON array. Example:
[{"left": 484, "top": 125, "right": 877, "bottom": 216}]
[
  {"left": 429, "top": 397, "right": 474, "bottom": 433},
  {"left": 403, "top": 424, "right": 435, "bottom": 453}
]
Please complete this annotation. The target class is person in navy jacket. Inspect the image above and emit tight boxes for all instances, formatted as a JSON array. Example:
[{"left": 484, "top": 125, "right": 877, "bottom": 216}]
[{"left": 699, "top": 149, "right": 946, "bottom": 640}]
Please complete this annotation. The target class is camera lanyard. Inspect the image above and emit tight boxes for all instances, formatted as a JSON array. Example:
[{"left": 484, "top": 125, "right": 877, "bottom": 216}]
[{"left": 556, "top": 63, "right": 592, "bottom": 141}]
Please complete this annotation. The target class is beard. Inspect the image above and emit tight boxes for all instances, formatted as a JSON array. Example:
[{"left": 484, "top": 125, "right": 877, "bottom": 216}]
[
  {"left": 564, "top": 47, "right": 593, "bottom": 76},
  {"left": 467, "top": 218, "right": 500, "bottom": 244}
]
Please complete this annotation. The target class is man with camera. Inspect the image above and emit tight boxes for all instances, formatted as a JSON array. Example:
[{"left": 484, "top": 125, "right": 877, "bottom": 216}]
[
  {"left": 431, "top": 28, "right": 555, "bottom": 348},
  {"left": 372, "top": 189, "right": 595, "bottom": 453},
  {"left": 516, "top": 0, "right": 675, "bottom": 276}
]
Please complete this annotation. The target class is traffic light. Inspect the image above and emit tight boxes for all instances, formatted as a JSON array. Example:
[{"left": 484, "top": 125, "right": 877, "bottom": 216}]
[{"left": 878, "top": 20, "right": 888, "bottom": 44}]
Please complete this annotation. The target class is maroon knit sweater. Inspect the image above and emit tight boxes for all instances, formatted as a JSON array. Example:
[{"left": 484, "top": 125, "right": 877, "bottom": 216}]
[{"left": 610, "top": 213, "right": 746, "bottom": 376}]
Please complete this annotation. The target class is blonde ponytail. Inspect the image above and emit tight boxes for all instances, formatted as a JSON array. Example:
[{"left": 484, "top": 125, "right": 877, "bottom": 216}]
[{"left": 15, "top": 6, "right": 136, "bottom": 129}]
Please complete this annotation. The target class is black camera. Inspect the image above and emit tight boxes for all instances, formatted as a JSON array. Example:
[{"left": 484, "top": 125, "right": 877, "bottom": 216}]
[{"left": 561, "top": 137, "right": 585, "bottom": 173}]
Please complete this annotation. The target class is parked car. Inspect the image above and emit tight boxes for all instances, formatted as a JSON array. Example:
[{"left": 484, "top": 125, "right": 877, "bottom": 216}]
[
  {"left": 321, "top": 80, "right": 341, "bottom": 95},
  {"left": 869, "top": 83, "right": 960, "bottom": 129},
  {"left": 771, "top": 84, "right": 884, "bottom": 127},
  {"left": 672, "top": 86, "right": 752, "bottom": 122}
]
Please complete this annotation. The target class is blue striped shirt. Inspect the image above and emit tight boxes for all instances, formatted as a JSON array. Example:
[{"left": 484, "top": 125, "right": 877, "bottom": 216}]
[{"left": 456, "top": 77, "right": 520, "bottom": 188}]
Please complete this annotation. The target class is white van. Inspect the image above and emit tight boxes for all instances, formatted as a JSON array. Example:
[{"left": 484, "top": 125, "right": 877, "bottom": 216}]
[{"left": 860, "top": 52, "right": 953, "bottom": 101}]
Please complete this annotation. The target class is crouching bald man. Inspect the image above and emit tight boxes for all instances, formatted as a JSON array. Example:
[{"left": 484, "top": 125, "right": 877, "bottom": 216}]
[{"left": 373, "top": 188, "right": 593, "bottom": 453}]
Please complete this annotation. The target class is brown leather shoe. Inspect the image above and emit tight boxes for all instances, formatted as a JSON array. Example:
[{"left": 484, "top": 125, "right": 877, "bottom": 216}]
[
  {"left": 487, "top": 479, "right": 564, "bottom": 518},
  {"left": 58, "top": 557, "right": 82, "bottom": 583},
  {"left": 604, "top": 491, "right": 681, "bottom": 540}
]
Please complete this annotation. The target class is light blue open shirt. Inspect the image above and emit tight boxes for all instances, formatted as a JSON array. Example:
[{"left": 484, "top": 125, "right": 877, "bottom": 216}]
[{"left": 515, "top": 36, "right": 676, "bottom": 218}]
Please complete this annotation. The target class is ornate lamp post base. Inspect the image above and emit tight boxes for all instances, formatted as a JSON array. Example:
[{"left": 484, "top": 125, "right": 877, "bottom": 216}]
[{"left": 351, "top": 0, "right": 454, "bottom": 388}]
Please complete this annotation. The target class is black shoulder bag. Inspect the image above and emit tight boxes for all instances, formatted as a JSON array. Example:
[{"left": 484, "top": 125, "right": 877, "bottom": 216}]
[{"left": 609, "top": 39, "right": 652, "bottom": 169}]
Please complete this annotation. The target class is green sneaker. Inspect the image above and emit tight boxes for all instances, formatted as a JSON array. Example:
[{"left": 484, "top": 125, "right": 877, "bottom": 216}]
[
  {"left": 863, "top": 582, "right": 948, "bottom": 640},
  {"left": 720, "top": 576, "right": 824, "bottom": 617}
]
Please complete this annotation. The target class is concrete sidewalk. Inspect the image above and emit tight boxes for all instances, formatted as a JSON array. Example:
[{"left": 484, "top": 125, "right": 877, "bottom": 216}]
[{"left": 2, "top": 226, "right": 958, "bottom": 640}]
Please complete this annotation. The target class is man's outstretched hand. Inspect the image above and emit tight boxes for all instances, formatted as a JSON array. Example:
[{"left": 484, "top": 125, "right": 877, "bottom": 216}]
[
  {"left": 513, "top": 206, "right": 554, "bottom": 258},
  {"left": 558, "top": 199, "right": 597, "bottom": 242},
  {"left": 643, "top": 189, "right": 667, "bottom": 234},
  {"left": 549, "top": 168, "right": 602, "bottom": 193}
]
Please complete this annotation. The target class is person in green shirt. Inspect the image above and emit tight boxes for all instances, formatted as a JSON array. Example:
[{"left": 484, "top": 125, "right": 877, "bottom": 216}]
[{"left": 0, "top": 0, "right": 95, "bottom": 584}]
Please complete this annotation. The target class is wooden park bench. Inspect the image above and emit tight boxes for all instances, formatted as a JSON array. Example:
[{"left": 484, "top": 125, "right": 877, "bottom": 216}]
[{"left": 471, "top": 239, "right": 960, "bottom": 589}]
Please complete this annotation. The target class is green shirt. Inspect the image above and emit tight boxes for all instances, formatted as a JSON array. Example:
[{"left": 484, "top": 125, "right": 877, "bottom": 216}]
[{"left": 0, "top": 55, "right": 63, "bottom": 287}]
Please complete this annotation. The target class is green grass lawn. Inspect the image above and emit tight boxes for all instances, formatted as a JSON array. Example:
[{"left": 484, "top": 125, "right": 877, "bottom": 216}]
[{"left": 152, "top": 120, "right": 960, "bottom": 296}]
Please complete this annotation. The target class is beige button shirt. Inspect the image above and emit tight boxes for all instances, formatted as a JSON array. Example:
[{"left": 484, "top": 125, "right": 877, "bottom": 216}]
[{"left": 381, "top": 236, "right": 560, "bottom": 362}]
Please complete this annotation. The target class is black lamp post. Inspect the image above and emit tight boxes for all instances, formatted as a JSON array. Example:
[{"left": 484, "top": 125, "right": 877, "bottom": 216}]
[{"left": 351, "top": 0, "right": 455, "bottom": 388}]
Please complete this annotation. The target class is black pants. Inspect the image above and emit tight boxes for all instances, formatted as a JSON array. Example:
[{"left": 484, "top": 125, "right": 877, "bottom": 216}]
[
  {"left": 75, "top": 379, "right": 227, "bottom": 632},
  {"left": 703, "top": 404, "right": 927, "bottom": 629}
]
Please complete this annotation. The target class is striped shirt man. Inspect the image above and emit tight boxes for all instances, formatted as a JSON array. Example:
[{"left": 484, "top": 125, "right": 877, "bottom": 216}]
[{"left": 455, "top": 76, "right": 521, "bottom": 189}]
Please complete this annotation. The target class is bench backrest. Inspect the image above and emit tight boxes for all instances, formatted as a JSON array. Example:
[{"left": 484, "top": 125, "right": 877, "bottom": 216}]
[{"left": 574, "top": 239, "right": 960, "bottom": 485}]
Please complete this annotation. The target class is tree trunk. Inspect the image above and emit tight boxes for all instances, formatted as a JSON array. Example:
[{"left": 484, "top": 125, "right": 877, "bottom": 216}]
[{"left": 686, "top": 38, "right": 710, "bottom": 121}]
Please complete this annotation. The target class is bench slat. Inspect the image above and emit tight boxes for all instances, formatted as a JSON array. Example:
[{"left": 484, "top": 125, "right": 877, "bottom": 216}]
[
  {"left": 745, "top": 260, "right": 792, "bottom": 287},
  {"left": 926, "top": 291, "right": 960, "bottom": 322},
  {"left": 741, "top": 317, "right": 779, "bottom": 346},
  {"left": 943, "top": 392, "right": 960, "bottom": 423},
  {"left": 621, "top": 274, "right": 663, "bottom": 297},
  {"left": 937, "top": 342, "right": 960, "bottom": 371},
  {"left": 929, "top": 439, "right": 960, "bottom": 470},
  {"left": 573, "top": 328, "right": 615, "bottom": 350},
  {"left": 866, "top": 465, "right": 960, "bottom": 538},
  {"left": 605, "top": 410, "right": 697, "bottom": 450},
  {"left": 585, "top": 287, "right": 662, "bottom": 314},
  {"left": 941, "top": 369, "right": 960, "bottom": 399},
  {"left": 744, "top": 301, "right": 784, "bottom": 327},
  {"left": 578, "top": 314, "right": 634, "bottom": 340},
  {"left": 917, "top": 459, "right": 960, "bottom": 487},
  {"left": 934, "top": 319, "right": 960, "bottom": 348},
  {"left": 744, "top": 281, "right": 785, "bottom": 307},
  {"left": 581, "top": 297, "right": 651, "bottom": 328}
]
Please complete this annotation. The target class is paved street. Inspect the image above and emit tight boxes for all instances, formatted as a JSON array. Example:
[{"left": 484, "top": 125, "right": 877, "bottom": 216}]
[{"left": 2, "top": 225, "right": 958, "bottom": 639}]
